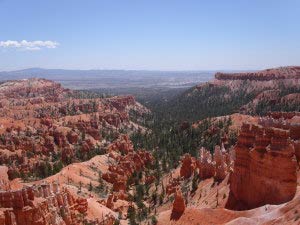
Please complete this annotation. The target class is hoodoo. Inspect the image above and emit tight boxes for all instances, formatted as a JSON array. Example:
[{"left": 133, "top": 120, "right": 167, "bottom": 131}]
[
  {"left": 171, "top": 188, "right": 186, "bottom": 219},
  {"left": 226, "top": 117, "right": 299, "bottom": 210}
]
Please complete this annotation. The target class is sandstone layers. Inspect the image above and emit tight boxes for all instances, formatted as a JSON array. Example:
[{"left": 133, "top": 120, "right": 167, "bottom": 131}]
[
  {"left": 103, "top": 135, "right": 154, "bottom": 192},
  {"left": 227, "top": 112, "right": 300, "bottom": 210},
  {"left": 215, "top": 66, "right": 300, "bottom": 81},
  {"left": 1, "top": 70, "right": 300, "bottom": 225},
  {"left": 157, "top": 67, "right": 300, "bottom": 224},
  {"left": 160, "top": 113, "right": 300, "bottom": 224},
  {"left": 179, "top": 145, "right": 233, "bottom": 182},
  {"left": 0, "top": 182, "right": 88, "bottom": 225},
  {"left": 171, "top": 189, "right": 185, "bottom": 220},
  {"left": 195, "top": 66, "right": 300, "bottom": 114},
  {"left": 0, "top": 78, "right": 150, "bottom": 225},
  {"left": 0, "top": 78, "right": 148, "bottom": 180}
]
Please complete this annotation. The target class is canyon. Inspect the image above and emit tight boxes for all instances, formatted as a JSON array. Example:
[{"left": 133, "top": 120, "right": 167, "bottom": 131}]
[
  {"left": 155, "top": 67, "right": 300, "bottom": 225},
  {"left": 0, "top": 66, "right": 300, "bottom": 225},
  {"left": 0, "top": 78, "right": 151, "bottom": 224},
  {"left": 0, "top": 78, "right": 148, "bottom": 180},
  {"left": 166, "top": 66, "right": 300, "bottom": 122},
  {"left": 157, "top": 112, "right": 300, "bottom": 224}
]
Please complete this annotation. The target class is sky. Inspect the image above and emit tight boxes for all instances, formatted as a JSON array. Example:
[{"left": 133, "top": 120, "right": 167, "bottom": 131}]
[{"left": 0, "top": 0, "right": 300, "bottom": 71}]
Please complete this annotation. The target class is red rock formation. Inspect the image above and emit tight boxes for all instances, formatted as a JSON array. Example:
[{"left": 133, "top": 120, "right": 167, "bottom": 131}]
[
  {"left": 180, "top": 154, "right": 196, "bottom": 179},
  {"left": 53, "top": 130, "right": 67, "bottom": 147},
  {"left": 178, "top": 148, "right": 232, "bottom": 183},
  {"left": 145, "top": 175, "right": 155, "bottom": 185},
  {"left": 0, "top": 182, "right": 89, "bottom": 225},
  {"left": 75, "top": 197, "right": 88, "bottom": 214},
  {"left": 86, "top": 127, "right": 101, "bottom": 140},
  {"left": 0, "top": 78, "right": 149, "bottom": 179},
  {"left": 103, "top": 150, "right": 154, "bottom": 191},
  {"left": 103, "top": 137, "right": 154, "bottom": 191},
  {"left": 213, "top": 145, "right": 227, "bottom": 181},
  {"left": 267, "top": 111, "right": 300, "bottom": 120},
  {"left": 67, "top": 131, "right": 78, "bottom": 144},
  {"left": 197, "top": 148, "right": 215, "bottom": 179},
  {"left": 107, "top": 96, "right": 136, "bottom": 111},
  {"left": 215, "top": 66, "right": 300, "bottom": 81},
  {"left": 113, "top": 179, "right": 127, "bottom": 192},
  {"left": 106, "top": 193, "right": 115, "bottom": 209},
  {"left": 226, "top": 122, "right": 298, "bottom": 210},
  {"left": 259, "top": 114, "right": 300, "bottom": 165},
  {"left": 61, "top": 144, "right": 74, "bottom": 163},
  {"left": 194, "top": 67, "right": 300, "bottom": 114},
  {"left": 0, "top": 78, "right": 152, "bottom": 224},
  {"left": 0, "top": 78, "right": 70, "bottom": 101},
  {"left": 107, "top": 135, "right": 134, "bottom": 154},
  {"left": 40, "top": 117, "right": 53, "bottom": 127},
  {"left": 81, "top": 138, "right": 94, "bottom": 153},
  {"left": 171, "top": 189, "right": 185, "bottom": 220}
]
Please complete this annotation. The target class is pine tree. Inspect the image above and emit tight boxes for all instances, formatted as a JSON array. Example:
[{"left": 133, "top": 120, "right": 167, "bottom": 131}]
[
  {"left": 151, "top": 215, "right": 158, "bottom": 225},
  {"left": 79, "top": 181, "right": 82, "bottom": 193},
  {"left": 192, "top": 171, "right": 199, "bottom": 192},
  {"left": 88, "top": 181, "right": 93, "bottom": 192},
  {"left": 127, "top": 205, "right": 137, "bottom": 225}
]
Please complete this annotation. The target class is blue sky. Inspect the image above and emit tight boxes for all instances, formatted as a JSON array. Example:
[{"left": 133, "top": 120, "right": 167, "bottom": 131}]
[{"left": 0, "top": 0, "right": 300, "bottom": 71}]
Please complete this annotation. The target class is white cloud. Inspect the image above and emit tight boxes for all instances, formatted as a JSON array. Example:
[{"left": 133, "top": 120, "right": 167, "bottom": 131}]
[{"left": 0, "top": 40, "right": 59, "bottom": 50}]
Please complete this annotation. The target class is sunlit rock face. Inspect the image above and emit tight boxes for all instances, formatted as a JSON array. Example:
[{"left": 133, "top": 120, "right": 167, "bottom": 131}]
[
  {"left": 0, "top": 182, "right": 88, "bottom": 225},
  {"left": 179, "top": 147, "right": 233, "bottom": 182},
  {"left": 180, "top": 154, "right": 196, "bottom": 179},
  {"left": 171, "top": 188, "right": 186, "bottom": 219},
  {"left": 215, "top": 66, "right": 300, "bottom": 81},
  {"left": 226, "top": 118, "right": 299, "bottom": 210},
  {"left": 0, "top": 78, "right": 149, "bottom": 179},
  {"left": 102, "top": 135, "right": 154, "bottom": 192}
]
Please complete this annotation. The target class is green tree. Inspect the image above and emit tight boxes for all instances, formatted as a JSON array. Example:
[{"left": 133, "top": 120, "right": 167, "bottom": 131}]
[
  {"left": 127, "top": 206, "right": 138, "bottom": 225},
  {"left": 88, "top": 181, "right": 93, "bottom": 192},
  {"left": 151, "top": 215, "right": 158, "bottom": 225},
  {"left": 192, "top": 171, "right": 199, "bottom": 192}
]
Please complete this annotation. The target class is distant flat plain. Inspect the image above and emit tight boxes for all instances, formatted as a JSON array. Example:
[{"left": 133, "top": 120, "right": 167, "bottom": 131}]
[{"left": 0, "top": 68, "right": 214, "bottom": 90}]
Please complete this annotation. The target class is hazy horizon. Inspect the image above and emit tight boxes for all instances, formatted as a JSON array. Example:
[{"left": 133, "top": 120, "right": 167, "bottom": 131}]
[{"left": 0, "top": 67, "right": 261, "bottom": 73}]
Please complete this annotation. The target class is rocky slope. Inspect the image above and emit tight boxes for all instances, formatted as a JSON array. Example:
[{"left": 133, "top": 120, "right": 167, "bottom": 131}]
[
  {"left": 1, "top": 75, "right": 300, "bottom": 225},
  {"left": 164, "top": 66, "right": 300, "bottom": 122},
  {"left": 215, "top": 66, "right": 300, "bottom": 80},
  {"left": 0, "top": 182, "right": 93, "bottom": 225},
  {"left": 156, "top": 112, "right": 300, "bottom": 225},
  {"left": 0, "top": 78, "right": 149, "bottom": 181},
  {"left": 0, "top": 133, "right": 156, "bottom": 224},
  {"left": 0, "top": 78, "right": 153, "bottom": 224},
  {"left": 226, "top": 115, "right": 300, "bottom": 210}
]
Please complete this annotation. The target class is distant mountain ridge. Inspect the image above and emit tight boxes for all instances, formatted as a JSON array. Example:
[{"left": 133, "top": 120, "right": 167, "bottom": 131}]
[
  {"left": 215, "top": 66, "right": 300, "bottom": 80},
  {"left": 161, "top": 66, "right": 300, "bottom": 122},
  {"left": 0, "top": 67, "right": 217, "bottom": 79}
]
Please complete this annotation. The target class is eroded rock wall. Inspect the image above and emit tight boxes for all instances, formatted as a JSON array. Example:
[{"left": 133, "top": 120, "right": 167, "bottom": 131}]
[
  {"left": 226, "top": 121, "right": 298, "bottom": 210},
  {"left": 0, "top": 182, "right": 88, "bottom": 225}
]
